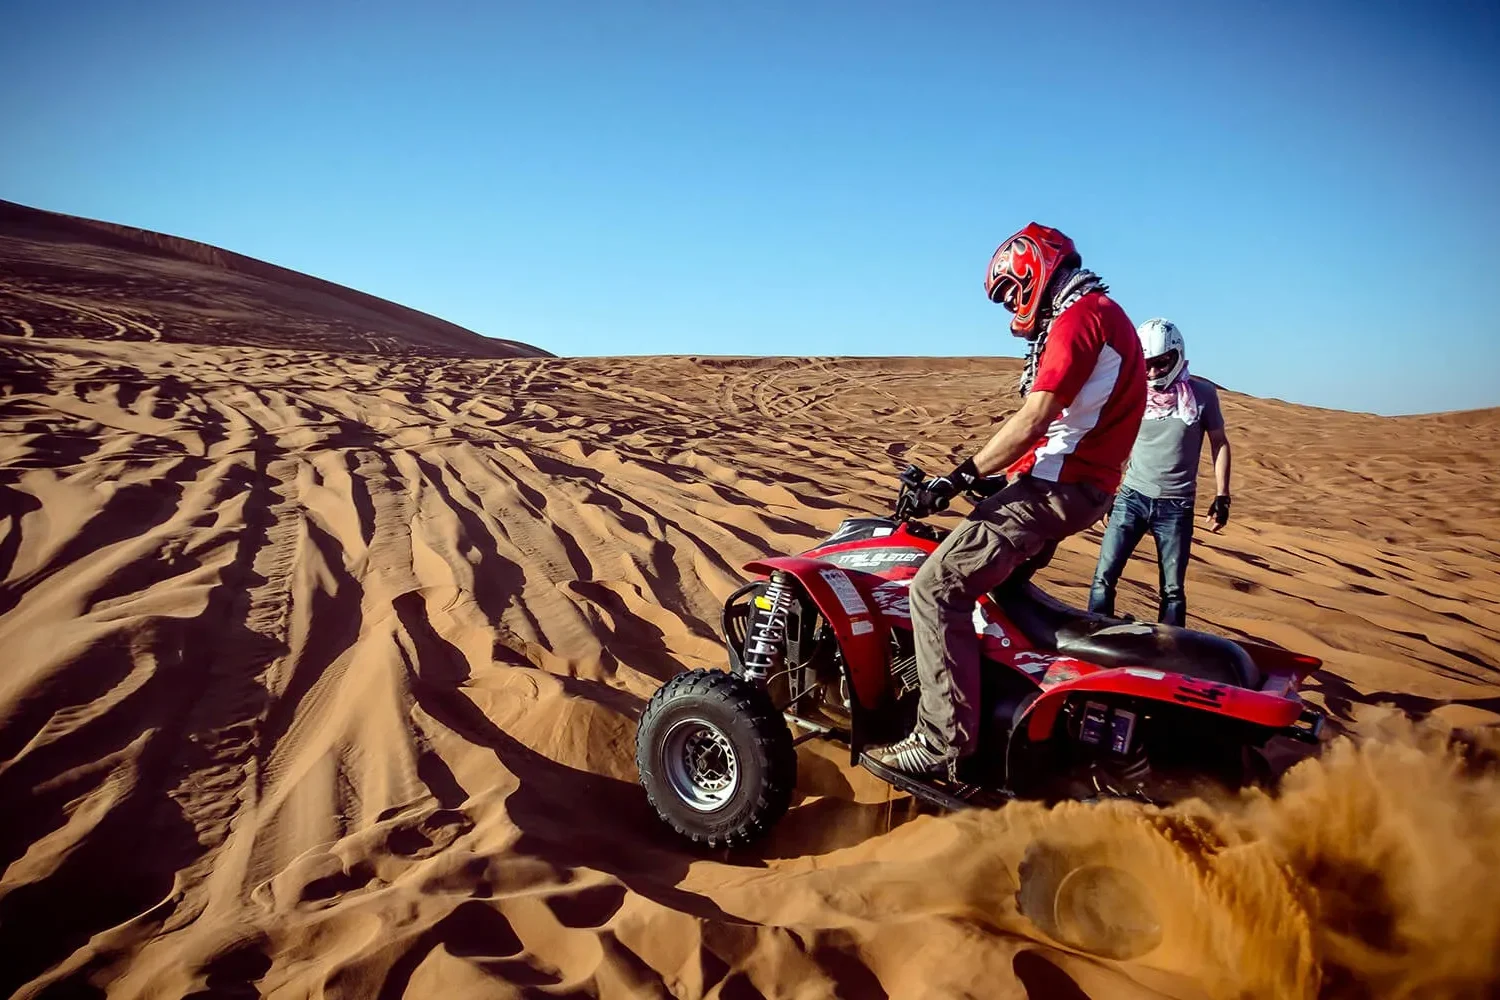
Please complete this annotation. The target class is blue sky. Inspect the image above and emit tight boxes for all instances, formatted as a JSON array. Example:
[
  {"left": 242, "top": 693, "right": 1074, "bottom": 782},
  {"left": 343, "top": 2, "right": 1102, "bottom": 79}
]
[{"left": 4, "top": 1, "right": 1497, "bottom": 414}]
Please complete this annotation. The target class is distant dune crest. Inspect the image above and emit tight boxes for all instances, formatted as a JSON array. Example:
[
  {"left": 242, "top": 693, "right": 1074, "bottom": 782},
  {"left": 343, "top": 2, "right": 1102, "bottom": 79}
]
[{"left": 0, "top": 199, "right": 551, "bottom": 358}]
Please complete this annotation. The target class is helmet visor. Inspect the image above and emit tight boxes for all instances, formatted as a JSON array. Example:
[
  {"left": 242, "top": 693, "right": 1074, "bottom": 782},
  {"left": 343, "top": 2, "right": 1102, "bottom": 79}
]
[
  {"left": 1145, "top": 349, "right": 1180, "bottom": 382},
  {"left": 991, "top": 277, "right": 1020, "bottom": 312}
]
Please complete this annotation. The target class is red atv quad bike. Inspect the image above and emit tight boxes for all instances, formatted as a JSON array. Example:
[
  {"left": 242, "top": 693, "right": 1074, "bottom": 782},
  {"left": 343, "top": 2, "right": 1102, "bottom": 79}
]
[{"left": 635, "top": 466, "right": 1325, "bottom": 846}]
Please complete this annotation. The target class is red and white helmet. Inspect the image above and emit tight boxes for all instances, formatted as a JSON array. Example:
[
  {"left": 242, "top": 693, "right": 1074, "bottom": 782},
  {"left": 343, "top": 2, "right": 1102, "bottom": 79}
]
[{"left": 984, "top": 223, "right": 1079, "bottom": 337}]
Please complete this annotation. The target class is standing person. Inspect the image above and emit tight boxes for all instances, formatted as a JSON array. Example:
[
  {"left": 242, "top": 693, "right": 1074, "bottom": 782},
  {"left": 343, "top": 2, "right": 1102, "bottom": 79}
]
[
  {"left": 1087, "top": 319, "right": 1232, "bottom": 627},
  {"left": 865, "top": 223, "right": 1146, "bottom": 778}
]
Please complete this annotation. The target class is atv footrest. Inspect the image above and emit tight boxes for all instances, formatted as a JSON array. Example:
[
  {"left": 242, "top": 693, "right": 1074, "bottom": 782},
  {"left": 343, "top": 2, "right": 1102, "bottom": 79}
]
[{"left": 858, "top": 755, "right": 1013, "bottom": 812}]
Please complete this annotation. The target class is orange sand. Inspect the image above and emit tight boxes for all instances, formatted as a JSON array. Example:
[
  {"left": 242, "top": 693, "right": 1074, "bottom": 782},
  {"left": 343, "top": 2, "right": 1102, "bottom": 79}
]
[{"left": 2, "top": 202, "right": 1497, "bottom": 998}]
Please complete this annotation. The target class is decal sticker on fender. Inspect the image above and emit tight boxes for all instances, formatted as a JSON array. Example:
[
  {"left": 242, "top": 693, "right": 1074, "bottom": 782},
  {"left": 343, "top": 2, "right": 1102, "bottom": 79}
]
[
  {"left": 850, "top": 620, "right": 874, "bottom": 635},
  {"left": 870, "top": 581, "right": 910, "bottom": 617},
  {"left": 1174, "top": 678, "right": 1229, "bottom": 708},
  {"left": 1012, "top": 651, "right": 1055, "bottom": 675},
  {"left": 1042, "top": 661, "right": 1081, "bottom": 687},
  {"left": 818, "top": 568, "right": 869, "bottom": 616},
  {"left": 819, "top": 548, "right": 926, "bottom": 572},
  {"left": 971, "top": 606, "right": 1013, "bottom": 647}
]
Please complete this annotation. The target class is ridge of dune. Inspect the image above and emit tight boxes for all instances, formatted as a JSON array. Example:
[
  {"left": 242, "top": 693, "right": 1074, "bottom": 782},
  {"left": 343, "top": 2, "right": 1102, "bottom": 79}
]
[
  {"left": 2, "top": 232, "right": 1499, "bottom": 998},
  {"left": 0, "top": 199, "right": 551, "bottom": 359}
]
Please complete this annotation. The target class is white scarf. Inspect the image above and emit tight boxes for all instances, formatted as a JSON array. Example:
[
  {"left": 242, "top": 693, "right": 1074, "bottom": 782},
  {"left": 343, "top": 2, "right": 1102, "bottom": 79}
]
[{"left": 1144, "top": 364, "right": 1200, "bottom": 424}]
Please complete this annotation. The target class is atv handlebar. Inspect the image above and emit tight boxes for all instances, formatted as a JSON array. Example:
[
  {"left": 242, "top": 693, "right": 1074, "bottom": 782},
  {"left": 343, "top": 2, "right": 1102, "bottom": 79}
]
[
  {"left": 894, "top": 464, "right": 1008, "bottom": 521},
  {"left": 894, "top": 465, "right": 925, "bottom": 521}
]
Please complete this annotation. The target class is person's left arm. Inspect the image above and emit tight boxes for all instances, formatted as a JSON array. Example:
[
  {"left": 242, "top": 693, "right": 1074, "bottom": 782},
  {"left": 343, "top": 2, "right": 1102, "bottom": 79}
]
[
  {"left": 1204, "top": 413, "right": 1232, "bottom": 532},
  {"left": 1207, "top": 426, "right": 1232, "bottom": 499},
  {"left": 970, "top": 390, "right": 1066, "bottom": 476},
  {"left": 917, "top": 312, "right": 1095, "bottom": 515},
  {"left": 956, "top": 312, "right": 1096, "bottom": 482}
]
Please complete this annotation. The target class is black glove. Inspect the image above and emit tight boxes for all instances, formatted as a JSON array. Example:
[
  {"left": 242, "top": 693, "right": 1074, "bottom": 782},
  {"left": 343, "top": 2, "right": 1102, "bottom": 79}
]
[
  {"left": 965, "top": 475, "right": 1008, "bottom": 501},
  {"left": 1205, "top": 495, "right": 1231, "bottom": 531},
  {"left": 910, "top": 458, "right": 979, "bottom": 518}
]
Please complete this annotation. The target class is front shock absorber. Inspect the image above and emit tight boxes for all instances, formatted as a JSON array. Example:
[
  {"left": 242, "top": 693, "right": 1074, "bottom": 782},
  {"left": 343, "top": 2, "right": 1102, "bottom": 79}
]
[{"left": 741, "top": 571, "right": 795, "bottom": 682}]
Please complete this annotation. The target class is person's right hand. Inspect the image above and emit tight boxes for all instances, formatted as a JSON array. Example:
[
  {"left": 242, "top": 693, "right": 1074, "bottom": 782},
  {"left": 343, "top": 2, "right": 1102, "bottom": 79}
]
[
  {"left": 964, "top": 475, "right": 1008, "bottom": 501},
  {"left": 908, "top": 458, "right": 978, "bottom": 518},
  {"left": 909, "top": 477, "right": 958, "bottom": 518}
]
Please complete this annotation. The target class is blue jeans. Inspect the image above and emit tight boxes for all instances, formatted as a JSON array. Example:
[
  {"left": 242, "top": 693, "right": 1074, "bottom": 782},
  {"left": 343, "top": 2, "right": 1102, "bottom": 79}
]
[{"left": 1088, "top": 486, "right": 1195, "bottom": 627}]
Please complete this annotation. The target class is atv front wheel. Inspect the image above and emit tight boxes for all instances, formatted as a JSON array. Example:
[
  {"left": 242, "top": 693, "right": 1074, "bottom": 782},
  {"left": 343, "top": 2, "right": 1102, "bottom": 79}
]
[{"left": 635, "top": 669, "right": 796, "bottom": 847}]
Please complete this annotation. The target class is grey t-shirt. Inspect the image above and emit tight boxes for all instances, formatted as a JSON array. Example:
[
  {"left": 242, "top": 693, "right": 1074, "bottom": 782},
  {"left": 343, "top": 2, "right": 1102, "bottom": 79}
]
[{"left": 1120, "top": 377, "right": 1224, "bottom": 500}]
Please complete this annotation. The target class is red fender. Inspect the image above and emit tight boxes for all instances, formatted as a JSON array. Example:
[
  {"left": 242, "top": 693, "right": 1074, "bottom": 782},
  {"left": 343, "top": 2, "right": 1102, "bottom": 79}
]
[
  {"left": 1018, "top": 666, "right": 1305, "bottom": 742},
  {"left": 742, "top": 556, "right": 890, "bottom": 708},
  {"left": 1237, "top": 641, "right": 1322, "bottom": 683}
]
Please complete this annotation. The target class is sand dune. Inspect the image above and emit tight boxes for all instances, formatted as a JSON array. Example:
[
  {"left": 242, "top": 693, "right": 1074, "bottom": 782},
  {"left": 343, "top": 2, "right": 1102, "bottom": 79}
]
[
  {"left": 0, "top": 200, "right": 550, "bottom": 359},
  {"left": 2, "top": 215, "right": 1498, "bottom": 998}
]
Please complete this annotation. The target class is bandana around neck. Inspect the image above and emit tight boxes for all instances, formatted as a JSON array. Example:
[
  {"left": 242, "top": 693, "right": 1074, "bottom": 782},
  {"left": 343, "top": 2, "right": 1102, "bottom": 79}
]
[
  {"left": 1144, "top": 363, "right": 1200, "bottom": 423},
  {"left": 1017, "top": 268, "right": 1107, "bottom": 396}
]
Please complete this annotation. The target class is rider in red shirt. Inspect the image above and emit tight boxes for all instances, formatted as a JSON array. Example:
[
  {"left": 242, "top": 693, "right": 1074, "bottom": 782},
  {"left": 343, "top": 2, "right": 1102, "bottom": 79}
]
[{"left": 867, "top": 223, "right": 1146, "bottom": 777}]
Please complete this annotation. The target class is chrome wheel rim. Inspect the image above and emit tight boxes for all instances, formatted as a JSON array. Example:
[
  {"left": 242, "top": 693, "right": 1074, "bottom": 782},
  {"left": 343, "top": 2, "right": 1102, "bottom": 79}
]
[{"left": 663, "top": 717, "right": 739, "bottom": 812}]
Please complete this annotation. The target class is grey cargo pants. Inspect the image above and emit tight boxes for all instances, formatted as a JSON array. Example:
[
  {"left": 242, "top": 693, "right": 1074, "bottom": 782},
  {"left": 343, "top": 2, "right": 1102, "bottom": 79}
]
[{"left": 910, "top": 475, "right": 1110, "bottom": 758}]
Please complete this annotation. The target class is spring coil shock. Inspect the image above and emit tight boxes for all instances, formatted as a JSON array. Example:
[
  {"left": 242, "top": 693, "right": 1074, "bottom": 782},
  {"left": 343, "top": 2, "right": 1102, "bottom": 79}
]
[{"left": 741, "top": 571, "right": 795, "bottom": 682}]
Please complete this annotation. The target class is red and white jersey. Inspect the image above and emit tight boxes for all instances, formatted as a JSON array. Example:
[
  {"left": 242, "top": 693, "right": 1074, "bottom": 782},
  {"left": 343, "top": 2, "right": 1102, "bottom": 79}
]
[{"left": 1007, "top": 291, "right": 1146, "bottom": 493}]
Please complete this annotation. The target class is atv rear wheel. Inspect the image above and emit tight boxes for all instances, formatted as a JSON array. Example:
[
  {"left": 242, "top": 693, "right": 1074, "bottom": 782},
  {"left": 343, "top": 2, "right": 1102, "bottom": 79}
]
[{"left": 636, "top": 669, "right": 796, "bottom": 847}]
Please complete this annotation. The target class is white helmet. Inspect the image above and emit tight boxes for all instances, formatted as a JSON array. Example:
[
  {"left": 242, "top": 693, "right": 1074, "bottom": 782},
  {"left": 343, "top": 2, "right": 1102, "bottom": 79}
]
[{"left": 1137, "top": 318, "right": 1186, "bottom": 390}]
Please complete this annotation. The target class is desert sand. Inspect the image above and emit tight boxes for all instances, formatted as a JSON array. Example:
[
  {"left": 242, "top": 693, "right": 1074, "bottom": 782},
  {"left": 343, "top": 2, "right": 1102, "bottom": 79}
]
[{"left": 2, "top": 202, "right": 1498, "bottom": 999}]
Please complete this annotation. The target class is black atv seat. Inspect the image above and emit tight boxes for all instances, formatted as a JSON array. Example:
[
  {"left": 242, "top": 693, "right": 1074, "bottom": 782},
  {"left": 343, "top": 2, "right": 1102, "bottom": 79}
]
[{"left": 992, "top": 582, "right": 1262, "bottom": 690}]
